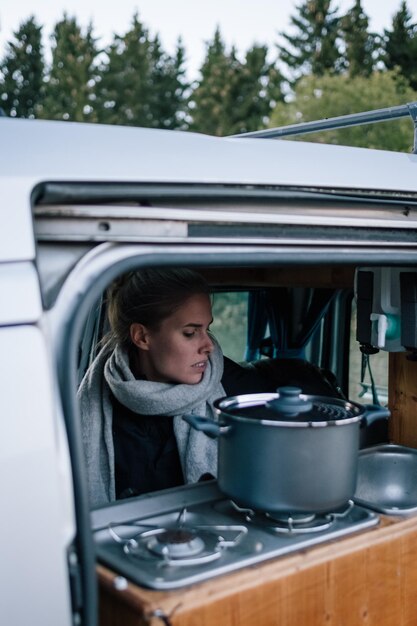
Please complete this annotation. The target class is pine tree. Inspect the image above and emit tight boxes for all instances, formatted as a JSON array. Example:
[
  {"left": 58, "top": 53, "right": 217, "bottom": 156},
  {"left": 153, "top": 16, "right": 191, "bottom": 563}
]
[
  {"left": 96, "top": 15, "right": 152, "bottom": 126},
  {"left": 189, "top": 29, "right": 282, "bottom": 135},
  {"left": 146, "top": 36, "right": 188, "bottom": 130},
  {"left": 96, "top": 14, "right": 186, "bottom": 128},
  {"left": 185, "top": 27, "right": 235, "bottom": 135},
  {"left": 229, "top": 45, "right": 284, "bottom": 134},
  {"left": 277, "top": 0, "right": 342, "bottom": 82},
  {"left": 383, "top": 0, "right": 417, "bottom": 90},
  {"left": 340, "top": 0, "right": 376, "bottom": 77},
  {"left": 41, "top": 14, "right": 99, "bottom": 122},
  {"left": 0, "top": 16, "right": 44, "bottom": 118}
]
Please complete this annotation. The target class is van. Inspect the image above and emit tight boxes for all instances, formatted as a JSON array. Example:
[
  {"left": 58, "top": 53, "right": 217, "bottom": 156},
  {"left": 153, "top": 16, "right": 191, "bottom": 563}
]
[{"left": 2, "top": 104, "right": 417, "bottom": 626}]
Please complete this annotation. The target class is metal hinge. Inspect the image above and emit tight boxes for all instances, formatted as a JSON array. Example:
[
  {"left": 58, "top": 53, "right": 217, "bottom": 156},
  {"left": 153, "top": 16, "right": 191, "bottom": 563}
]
[{"left": 68, "top": 546, "right": 83, "bottom": 626}]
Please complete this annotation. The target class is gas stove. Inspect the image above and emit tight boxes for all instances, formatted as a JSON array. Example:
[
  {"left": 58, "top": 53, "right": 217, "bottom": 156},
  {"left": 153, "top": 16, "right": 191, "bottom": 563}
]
[{"left": 91, "top": 480, "right": 379, "bottom": 590}]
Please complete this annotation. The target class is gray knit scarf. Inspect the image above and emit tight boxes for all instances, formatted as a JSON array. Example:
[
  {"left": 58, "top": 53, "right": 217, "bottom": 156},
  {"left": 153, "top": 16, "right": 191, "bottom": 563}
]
[{"left": 78, "top": 336, "right": 224, "bottom": 508}]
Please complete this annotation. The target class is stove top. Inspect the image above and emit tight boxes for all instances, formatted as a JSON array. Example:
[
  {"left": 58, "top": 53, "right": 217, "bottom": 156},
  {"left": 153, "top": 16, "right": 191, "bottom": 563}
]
[{"left": 92, "top": 481, "right": 379, "bottom": 590}]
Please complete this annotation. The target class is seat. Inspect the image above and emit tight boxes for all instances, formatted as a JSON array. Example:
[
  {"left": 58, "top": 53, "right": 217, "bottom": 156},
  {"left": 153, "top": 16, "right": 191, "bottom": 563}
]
[{"left": 243, "top": 357, "right": 344, "bottom": 398}]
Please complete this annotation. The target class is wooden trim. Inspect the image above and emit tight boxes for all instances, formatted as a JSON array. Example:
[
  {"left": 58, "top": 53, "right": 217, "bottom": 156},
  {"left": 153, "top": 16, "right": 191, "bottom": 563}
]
[
  {"left": 200, "top": 266, "right": 355, "bottom": 289},
  {"left": 389, "top": 352, "right": 417, "bottom": 448}
]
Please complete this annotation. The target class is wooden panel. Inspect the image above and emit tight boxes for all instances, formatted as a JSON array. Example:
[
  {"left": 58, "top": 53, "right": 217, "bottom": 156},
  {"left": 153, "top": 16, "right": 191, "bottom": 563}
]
[
  {"left": 200, "top": 266, "right": 355, "bottom": 289},
  {"left": 98, "top": 515, "right": 417, "bottom": 626},
  {"left": 389, "top": 352, "right": 417, "bottom": 448}
]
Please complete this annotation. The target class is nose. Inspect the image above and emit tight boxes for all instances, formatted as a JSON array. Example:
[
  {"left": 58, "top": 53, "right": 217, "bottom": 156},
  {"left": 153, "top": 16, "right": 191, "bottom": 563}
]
[{"left": 200, "top": 332, "right": 214, "bottom": 354}]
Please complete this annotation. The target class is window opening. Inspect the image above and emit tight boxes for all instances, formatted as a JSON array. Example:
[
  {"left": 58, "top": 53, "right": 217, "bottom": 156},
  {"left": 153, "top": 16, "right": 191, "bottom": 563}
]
[
  {"left": 349, "top": 300, "right": 388, "bottom": 405},
  {"left": 211, "top": 291, "right": 248, "bottom": 363}
]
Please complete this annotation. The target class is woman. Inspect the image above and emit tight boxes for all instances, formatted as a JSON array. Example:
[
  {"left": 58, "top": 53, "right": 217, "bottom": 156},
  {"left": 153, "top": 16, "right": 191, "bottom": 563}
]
[{"left": 78, "top": 268, "right": 270, "bottom": 508}]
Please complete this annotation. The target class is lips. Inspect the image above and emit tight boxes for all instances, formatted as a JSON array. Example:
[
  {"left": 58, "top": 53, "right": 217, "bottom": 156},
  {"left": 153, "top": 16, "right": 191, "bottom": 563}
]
[{"left": 192, "top": 360, "right": 208, "bottom": 370}]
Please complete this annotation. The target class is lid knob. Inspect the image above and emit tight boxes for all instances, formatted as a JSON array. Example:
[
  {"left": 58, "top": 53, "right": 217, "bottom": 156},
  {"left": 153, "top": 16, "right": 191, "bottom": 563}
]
[{"left": 266, "top": 386, "right": 313, "bottom": 417}]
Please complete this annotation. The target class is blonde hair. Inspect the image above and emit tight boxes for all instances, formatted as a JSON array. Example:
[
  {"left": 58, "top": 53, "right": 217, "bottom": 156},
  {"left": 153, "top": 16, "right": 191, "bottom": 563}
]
[{"left": 106, "top": 268, "right": 210, "bottom": 350}]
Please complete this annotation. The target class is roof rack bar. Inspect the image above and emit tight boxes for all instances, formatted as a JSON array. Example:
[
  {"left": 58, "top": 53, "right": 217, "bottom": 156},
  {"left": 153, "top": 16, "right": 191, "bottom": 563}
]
[
  {"left": 232, "top": 101, "right": 417, "bottom": 154},
  {"left": 408, "top": 102, "right": 417, "bottom": 153}
]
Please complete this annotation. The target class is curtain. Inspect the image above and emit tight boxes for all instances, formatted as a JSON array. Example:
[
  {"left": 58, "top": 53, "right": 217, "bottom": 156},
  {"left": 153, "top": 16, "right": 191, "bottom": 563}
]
[
  {"left": 246, "top": 287, "right": 337, "bottom": 360},
  {"left": 245, "top": 290, "right": 268, "bottom": 360}
]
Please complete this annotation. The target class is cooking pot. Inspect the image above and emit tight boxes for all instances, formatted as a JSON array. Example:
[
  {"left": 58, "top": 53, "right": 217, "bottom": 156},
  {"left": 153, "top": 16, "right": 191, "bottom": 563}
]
[{"left": 183, "top": 387, "right": 390, "bottom": 514}]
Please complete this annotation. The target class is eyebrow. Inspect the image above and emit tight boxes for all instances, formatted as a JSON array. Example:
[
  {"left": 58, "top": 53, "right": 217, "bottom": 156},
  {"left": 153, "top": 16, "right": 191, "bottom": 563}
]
[{"left": 183, "top": 319, "right": 213, "bottom": 328}]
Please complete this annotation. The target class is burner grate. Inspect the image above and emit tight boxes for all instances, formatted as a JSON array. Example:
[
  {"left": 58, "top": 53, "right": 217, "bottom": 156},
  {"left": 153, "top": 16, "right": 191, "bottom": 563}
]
[
  {"left": 218, "top": 499, "right": 356, "bottom": 534},
  {"left": 107, "top": 508, "right": 247, "bottom": 567}
]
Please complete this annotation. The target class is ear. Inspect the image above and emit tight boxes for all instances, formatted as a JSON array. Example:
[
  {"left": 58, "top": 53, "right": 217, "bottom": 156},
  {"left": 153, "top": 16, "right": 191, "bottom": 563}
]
[{"left": 130, "top": 323, "right": 150, "bottom": 350}]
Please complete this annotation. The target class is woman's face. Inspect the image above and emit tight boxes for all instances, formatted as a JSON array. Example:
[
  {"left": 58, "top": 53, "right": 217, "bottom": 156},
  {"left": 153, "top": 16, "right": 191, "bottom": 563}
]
[{"left": 131, "top": 293, "right": 214, "bottom": 384}]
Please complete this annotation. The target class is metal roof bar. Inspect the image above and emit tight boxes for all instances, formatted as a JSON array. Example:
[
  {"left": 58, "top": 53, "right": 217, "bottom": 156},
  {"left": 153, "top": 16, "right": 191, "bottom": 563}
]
[{"left": 232, "top": 101, "right": 417, "bottom": 154}]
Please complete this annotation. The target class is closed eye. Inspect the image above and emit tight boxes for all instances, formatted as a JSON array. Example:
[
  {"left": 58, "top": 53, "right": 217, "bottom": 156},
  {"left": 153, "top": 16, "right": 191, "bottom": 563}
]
[{"left": 183, "top": 324, "right": 212, "bottom": 338}]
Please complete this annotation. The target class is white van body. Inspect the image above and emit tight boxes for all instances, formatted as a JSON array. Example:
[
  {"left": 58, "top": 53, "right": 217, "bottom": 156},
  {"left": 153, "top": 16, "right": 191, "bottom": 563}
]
[{"left": 2, "top": 116, "right": 417, "bottom": 626}]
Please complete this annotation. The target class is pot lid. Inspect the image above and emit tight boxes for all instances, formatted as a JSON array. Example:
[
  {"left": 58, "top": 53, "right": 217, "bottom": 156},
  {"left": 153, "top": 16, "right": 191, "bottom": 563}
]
[
  {"left": 266, "top": 386, "right": 314, "bottom": 417},
  {"left": 216, "top": 386, "right": 364, "bottom": 426}
]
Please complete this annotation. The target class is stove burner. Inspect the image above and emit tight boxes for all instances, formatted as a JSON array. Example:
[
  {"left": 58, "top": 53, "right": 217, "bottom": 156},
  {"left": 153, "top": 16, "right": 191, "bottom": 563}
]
[
  {"left": 266, "top": 512, "right": 316, "bottom": 524},
  {"left": 263, "top": 511, "right": 333, "bottom": 534},
  {"left": 107, "top": 508, "right": 248, "bottom": 568},
  {"left": 214, "top": 499, "right": 356, "bottom": 534},
  {"left": 147, "top": 529, "right": 205, "bottom": 558}
]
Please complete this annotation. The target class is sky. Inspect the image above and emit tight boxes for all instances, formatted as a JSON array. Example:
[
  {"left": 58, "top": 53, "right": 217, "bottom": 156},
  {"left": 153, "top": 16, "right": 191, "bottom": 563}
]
[{"left": 0, "top": 0, "right": 416, "bottom": 79}]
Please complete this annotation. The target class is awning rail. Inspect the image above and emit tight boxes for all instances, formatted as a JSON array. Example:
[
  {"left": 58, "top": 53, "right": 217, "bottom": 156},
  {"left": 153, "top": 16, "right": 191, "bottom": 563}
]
[{"left": 232, "top": 101, "right": 417, "bottom": 154}]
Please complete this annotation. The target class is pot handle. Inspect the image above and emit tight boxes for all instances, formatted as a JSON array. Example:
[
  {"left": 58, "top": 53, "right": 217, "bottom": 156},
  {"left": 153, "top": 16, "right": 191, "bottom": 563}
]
[
  {"left": 362, "top": 404, "right": 391, "bottom": 425},
  {"left": 182, "top": 414, "right": 226, "bottom": 439}
]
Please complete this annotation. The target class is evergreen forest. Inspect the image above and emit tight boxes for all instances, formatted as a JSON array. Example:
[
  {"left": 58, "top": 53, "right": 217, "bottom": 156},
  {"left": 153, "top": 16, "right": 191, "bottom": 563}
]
[{"left": 1, "top": 0, "right": 417, "bottom": 151}]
